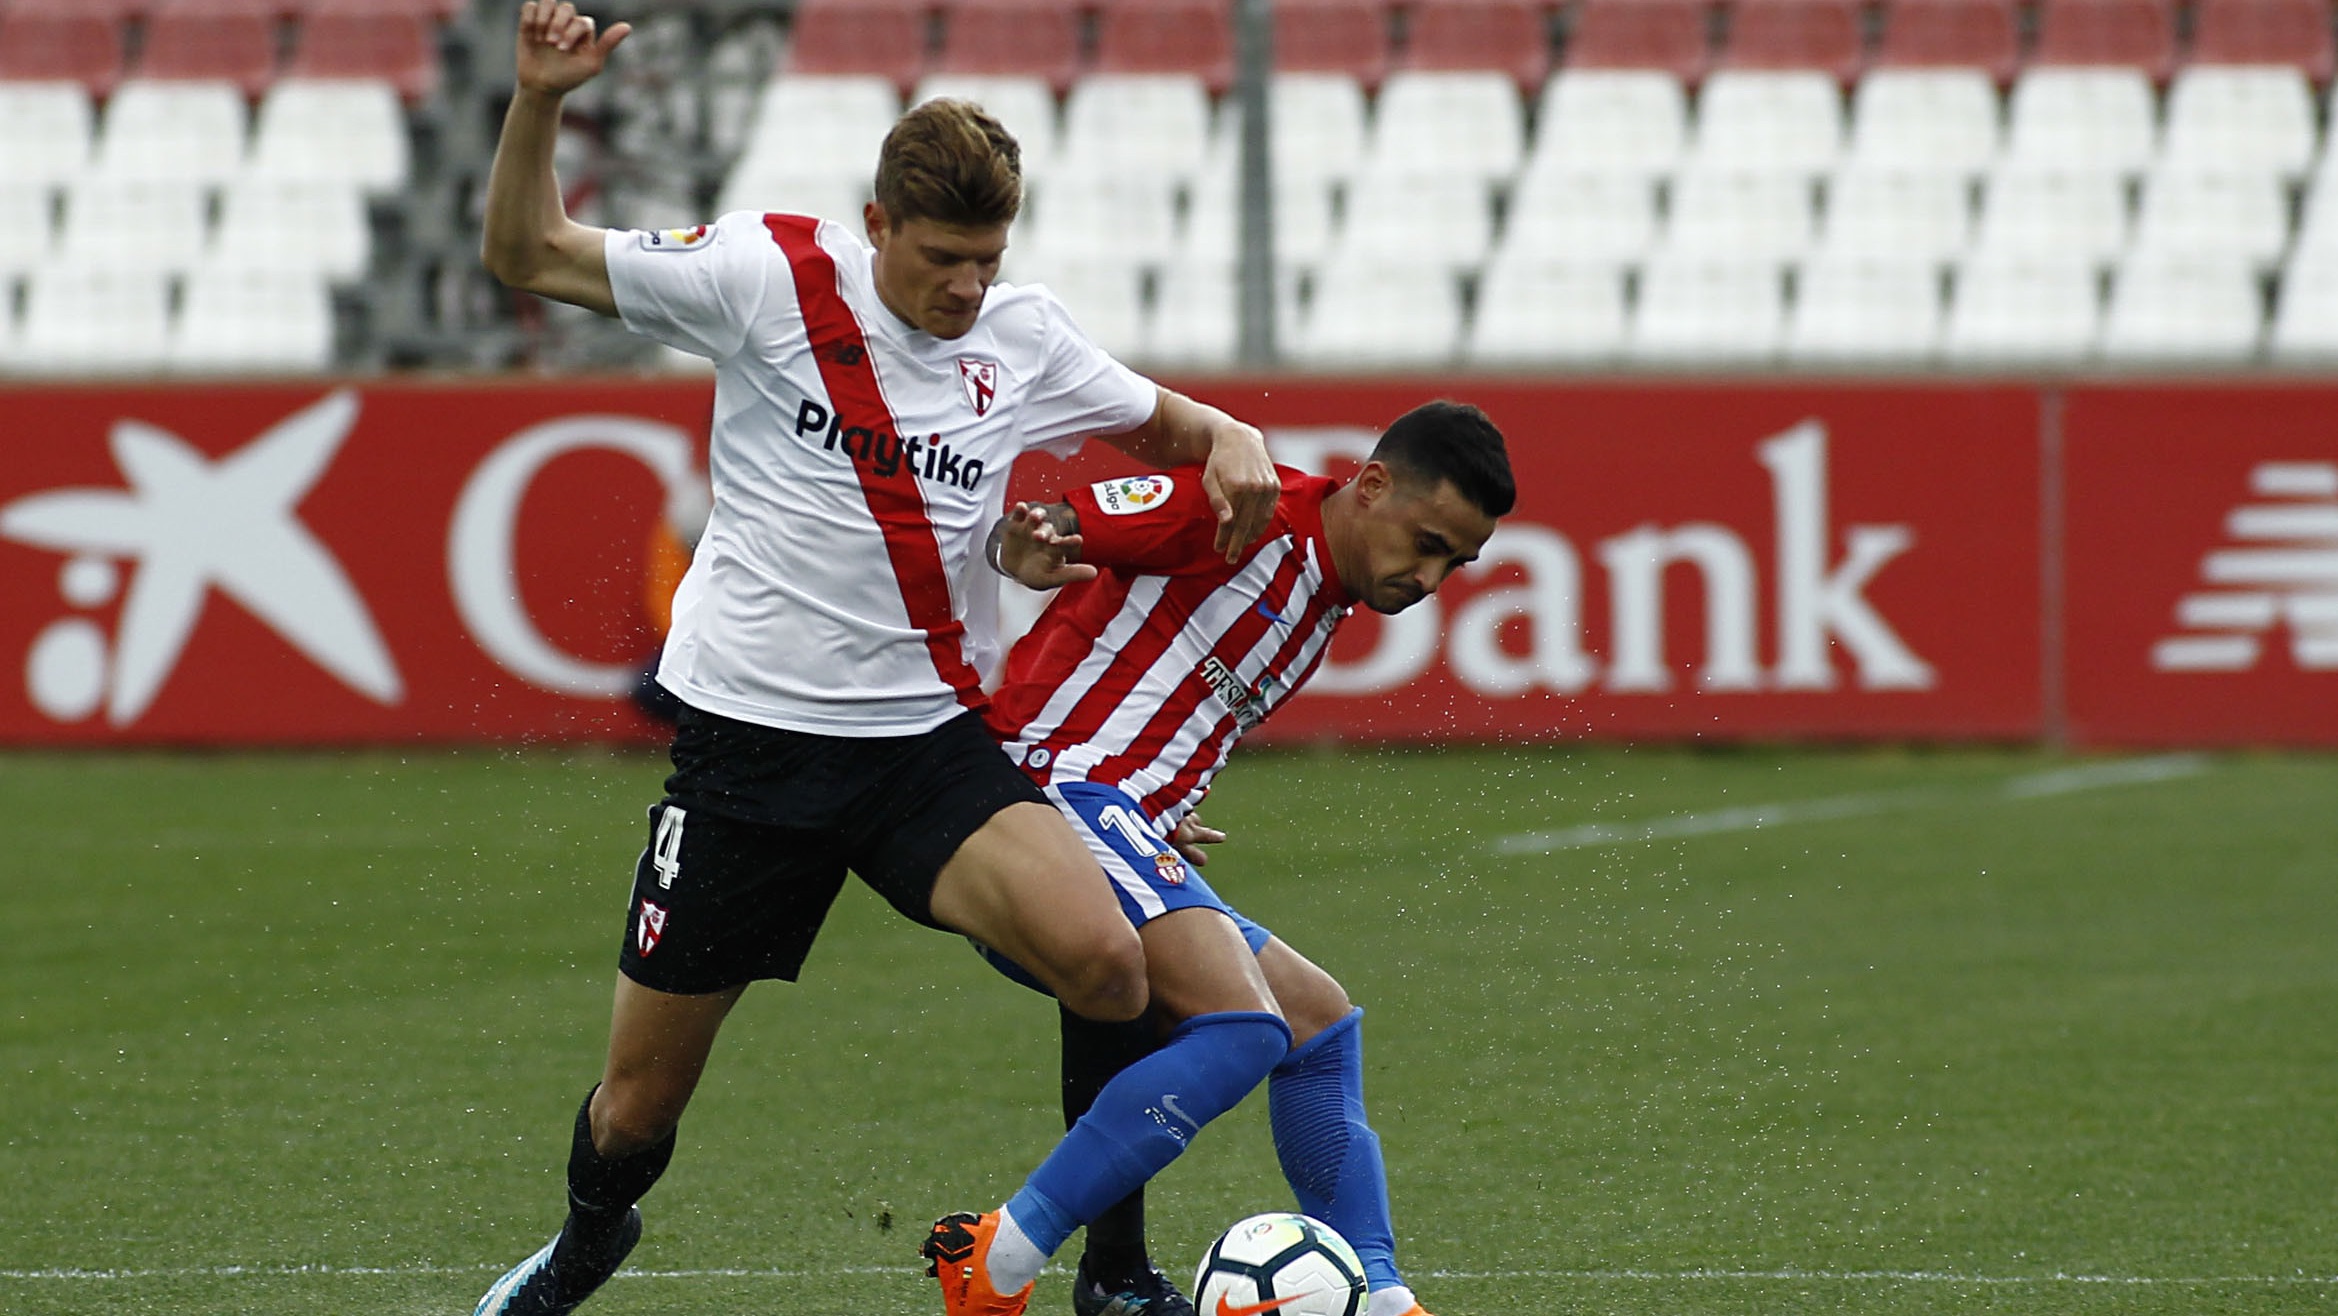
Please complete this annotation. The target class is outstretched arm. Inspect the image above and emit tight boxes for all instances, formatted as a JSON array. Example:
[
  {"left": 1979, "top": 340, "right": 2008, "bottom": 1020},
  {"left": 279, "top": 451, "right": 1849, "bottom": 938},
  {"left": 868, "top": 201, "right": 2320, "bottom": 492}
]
[
  {"left": 480, "top": 1, "right": 633, "bottom": 314},
  {"left": 1101, "top": 389, "right": 1277, "bottom": 564}
]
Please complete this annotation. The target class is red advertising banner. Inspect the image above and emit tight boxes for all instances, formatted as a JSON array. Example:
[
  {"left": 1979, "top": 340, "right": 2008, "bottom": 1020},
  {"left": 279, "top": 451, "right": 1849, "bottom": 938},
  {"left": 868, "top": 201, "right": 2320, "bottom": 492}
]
[{"left": 2063, "top": 385, "right": 2338, "bottom": 747}]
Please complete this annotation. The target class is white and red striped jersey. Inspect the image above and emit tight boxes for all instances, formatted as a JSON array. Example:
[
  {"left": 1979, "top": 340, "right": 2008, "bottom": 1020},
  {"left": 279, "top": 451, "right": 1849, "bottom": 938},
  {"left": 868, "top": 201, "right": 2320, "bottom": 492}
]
[
  {"left": 990, "top": 466, "right": 1354, "bottom": 828},
  {"left": 604, "top": 212, "right": 1158, "bottom": 737}
]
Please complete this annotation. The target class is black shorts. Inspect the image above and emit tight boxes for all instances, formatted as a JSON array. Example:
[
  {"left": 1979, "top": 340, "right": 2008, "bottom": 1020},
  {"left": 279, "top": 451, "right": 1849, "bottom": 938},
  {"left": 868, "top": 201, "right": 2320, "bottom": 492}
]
[{"left": 616, "top": 704, "right": 1047, "bottom": 994}]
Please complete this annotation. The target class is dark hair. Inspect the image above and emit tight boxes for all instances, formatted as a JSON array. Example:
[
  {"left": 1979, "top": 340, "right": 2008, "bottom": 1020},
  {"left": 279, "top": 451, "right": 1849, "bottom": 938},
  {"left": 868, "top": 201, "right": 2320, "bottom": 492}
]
[
  {"left": 873, "top": 98, "right": 1023, "bottom": 229},
  {"left": 1370, "top": 400, "right": 1516, "bottom": 517}
]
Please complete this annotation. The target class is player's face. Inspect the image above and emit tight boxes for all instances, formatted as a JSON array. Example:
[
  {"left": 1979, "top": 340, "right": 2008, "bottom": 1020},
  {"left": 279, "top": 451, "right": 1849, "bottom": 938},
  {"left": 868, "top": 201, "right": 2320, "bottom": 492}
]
[
  {"left": 1341, "top": 466, "right": 1497, "bottom": 615},
  {"left": 866, "top": 205, "right": 1007, "bottom": 339}
]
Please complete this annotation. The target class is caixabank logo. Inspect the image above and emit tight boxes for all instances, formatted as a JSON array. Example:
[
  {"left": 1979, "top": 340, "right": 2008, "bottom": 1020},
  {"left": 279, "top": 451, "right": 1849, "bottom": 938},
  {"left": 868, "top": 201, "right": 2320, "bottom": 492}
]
[{"left": 0, "top": 385, "right": 709, "bottom": 743}]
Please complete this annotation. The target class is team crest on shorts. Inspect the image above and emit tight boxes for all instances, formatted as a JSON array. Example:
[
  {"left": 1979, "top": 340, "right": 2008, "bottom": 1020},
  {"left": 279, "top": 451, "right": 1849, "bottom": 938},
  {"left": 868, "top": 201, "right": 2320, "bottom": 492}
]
[
  {"left": 957, "top": 357, "right": 999, "bottom": 416},
  {"left": 1153, "top": 850, "right": 1186, "bottom": 885},
  {"left": 636, "top": 899, "right": 670, "bottom": 956},
  {"left": 1093, "top": 474, "right": 1174, "bottom": 515}
]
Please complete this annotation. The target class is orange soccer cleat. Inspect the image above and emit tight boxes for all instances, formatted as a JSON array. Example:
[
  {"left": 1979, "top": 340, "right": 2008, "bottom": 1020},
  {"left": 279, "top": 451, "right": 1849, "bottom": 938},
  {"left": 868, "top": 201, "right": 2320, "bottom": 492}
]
[{"left": 922, "top": 1211, "right": 1035, "bottom": 1316}]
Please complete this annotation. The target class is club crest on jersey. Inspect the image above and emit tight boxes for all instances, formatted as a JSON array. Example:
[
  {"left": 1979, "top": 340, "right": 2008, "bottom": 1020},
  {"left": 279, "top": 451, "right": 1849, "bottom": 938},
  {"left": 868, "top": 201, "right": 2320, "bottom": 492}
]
[
  {"left": 957, "top": 357, "right": 999, "bottom": 416},
  {"left": 1153, "top": 850, "right": 1187, "bottom": 885},
  {"left": 639, "top": 225, "right": 709, "bottom": 253},
  {"left": 636, "top": 899, "right": 670, "bottom": 956},
  {"left": 1093, "top": 474, "right": 1174, "bottom": 515}
]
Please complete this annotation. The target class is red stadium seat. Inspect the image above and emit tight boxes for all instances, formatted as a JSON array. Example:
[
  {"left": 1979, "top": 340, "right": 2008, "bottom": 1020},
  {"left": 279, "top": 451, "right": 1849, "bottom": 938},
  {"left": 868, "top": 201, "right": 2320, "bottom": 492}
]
[
  {"left": 3, "top": 0, "right": 158, "bottom": 18},
  {"left": 1564, "top": 0, "right": 1711, "bottom": 83},
  {"left": 1873, "top": 0, "right": 2018, "bottom": 83},
  {"left": 1721, "top": 0, "right": 1864, "bottom": 82},
  {"left": 1094, "top": 0, "right": 1235, "bottom": 90},
  {"left": 933, "top": 0, "right": 1084, "bottom": 93},
  {"left": 286, "top": 8, "right": 439, "bottom": 101},
  {"left": 785, "top": 0, "right": 932, "bottom": 93},
  {"left": 0, "top": 11, "right": 129, "bottom": 95},
  {"left": 2032, "top": 0, "right": 2176, "bottom": 80},
  {"left": 1275, "top": 0, "right": 1394, "bottom": 86},
  {"left": 150, "top": 0, "right": 300, "bottom": 16},
  {"left": 296, "top": 0, "right": 463, "bottom": 15},
  {"left": 2191, "top": 0, "right": 2335, "bottom": 83},
  {"left": 1403, "top": 0, "right": 1553, "bottom": 88},
  {"left": 133, "top": 8, "right": 279, "bottom": 96}
]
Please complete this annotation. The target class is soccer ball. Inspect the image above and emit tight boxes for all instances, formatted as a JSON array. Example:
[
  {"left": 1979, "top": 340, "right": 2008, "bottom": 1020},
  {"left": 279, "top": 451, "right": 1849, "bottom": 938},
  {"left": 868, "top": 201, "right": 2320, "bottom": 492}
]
[{"left": 1192, "top": 1213, "right": 1367, "bottom": 1316}]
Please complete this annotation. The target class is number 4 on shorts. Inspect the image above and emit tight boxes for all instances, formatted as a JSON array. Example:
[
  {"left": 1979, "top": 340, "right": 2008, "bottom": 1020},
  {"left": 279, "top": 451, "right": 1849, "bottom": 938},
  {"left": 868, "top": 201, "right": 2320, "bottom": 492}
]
[{"left": 652, "top": 806, "right": 687, "bottom": 889}]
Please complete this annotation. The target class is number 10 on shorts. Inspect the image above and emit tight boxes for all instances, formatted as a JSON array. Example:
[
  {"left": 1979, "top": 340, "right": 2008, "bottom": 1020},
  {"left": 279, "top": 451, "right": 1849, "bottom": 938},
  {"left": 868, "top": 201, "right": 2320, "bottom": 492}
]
[{"left": 652, "top": 806, "right": 687, "bottom": 889}]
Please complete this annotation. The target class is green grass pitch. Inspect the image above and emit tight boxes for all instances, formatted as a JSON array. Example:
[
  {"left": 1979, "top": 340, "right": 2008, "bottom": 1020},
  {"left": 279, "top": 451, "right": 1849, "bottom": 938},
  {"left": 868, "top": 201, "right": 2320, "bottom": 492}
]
[{"left": 2, "top": 743, "right": 2335, "bottom": 1315}]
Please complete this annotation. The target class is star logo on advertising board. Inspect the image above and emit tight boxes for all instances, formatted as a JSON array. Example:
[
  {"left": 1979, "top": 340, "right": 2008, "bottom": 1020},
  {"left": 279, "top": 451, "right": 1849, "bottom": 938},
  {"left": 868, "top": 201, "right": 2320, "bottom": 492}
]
[{"left": 0, "top": 390, "right": 402, "bottom": 725}]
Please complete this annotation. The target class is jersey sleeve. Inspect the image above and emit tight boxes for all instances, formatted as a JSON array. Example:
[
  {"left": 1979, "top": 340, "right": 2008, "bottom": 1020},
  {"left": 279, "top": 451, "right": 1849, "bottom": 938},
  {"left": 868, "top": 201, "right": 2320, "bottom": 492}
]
[
  {"left": 603, "top": 211, "right": 772, "bottom": 362},
  {"left": 1064, "top": 466, "right": 1227, "bottom": 574},
  {"left": 1014, "top": 288, "right": 1160, "bottom": 457}
]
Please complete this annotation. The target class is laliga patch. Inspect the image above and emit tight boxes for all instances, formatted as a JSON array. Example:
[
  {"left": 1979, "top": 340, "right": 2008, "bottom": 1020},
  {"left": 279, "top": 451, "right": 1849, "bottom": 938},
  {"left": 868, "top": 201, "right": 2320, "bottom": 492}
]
[
  {"left": 1093, "top": 474, "right": 1174, "bottom": 515},
  {"left": 636, "top": 899, "right": 670, "bottom": 956},
  {"left": 957, "top": 357, "right": 999, "bottom": 416},
  {"left": 638, "top": 225, "right": 710, "bottom": 253}
]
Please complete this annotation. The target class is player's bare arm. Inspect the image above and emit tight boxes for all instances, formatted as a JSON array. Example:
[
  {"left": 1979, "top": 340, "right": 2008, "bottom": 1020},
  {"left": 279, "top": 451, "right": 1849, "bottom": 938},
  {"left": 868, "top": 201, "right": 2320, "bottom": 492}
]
[
  {"left": 480, "top": 1, "right": 632, "bottom": 316},
  {"left": 1104, "top": 389, "right": 1278, "bottom": 563},
  {"left": 987, "top": 501, "right": 1093, "bottom": 590}
]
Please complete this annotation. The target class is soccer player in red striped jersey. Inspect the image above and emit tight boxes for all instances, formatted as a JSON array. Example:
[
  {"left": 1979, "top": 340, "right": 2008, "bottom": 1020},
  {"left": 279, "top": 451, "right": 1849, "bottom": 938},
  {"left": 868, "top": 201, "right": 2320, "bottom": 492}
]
[
  {"left": 924, "top": 402, "right": 1513, "bottom": 1316},
  {"left": 471, "top": 7, "right": 1281, "bottom": 1316}
]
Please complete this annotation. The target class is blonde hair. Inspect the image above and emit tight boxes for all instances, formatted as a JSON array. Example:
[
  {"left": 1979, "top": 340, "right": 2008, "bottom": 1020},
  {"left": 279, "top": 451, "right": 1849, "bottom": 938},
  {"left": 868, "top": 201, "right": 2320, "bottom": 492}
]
[{"left": 873, "top": 98, "right": 1023, "bottom": 229}]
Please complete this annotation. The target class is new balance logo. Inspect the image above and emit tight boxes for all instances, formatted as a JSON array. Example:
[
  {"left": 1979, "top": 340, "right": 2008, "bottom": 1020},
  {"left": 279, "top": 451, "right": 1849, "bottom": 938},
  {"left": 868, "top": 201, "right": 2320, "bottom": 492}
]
[{"left": 2153, "top": 461, "right": 2338, "bottom": 673}]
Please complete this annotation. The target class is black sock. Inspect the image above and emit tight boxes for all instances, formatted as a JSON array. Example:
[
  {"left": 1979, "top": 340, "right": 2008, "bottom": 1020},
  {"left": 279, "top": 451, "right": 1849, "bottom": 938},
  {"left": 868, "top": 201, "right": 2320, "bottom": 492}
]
[
  {"left": 564, "top": 1086, "right": 675, "bottom": 1233},
  {"left": 1060, "top": 1005, "right": 1163, "bottom": 1283}
]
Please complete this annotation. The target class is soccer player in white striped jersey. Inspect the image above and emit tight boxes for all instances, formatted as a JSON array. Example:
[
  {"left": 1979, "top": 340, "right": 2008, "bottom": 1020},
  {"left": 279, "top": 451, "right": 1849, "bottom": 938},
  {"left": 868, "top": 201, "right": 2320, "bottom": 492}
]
[
  {"left": 473, "top": 6, "right": 1280, "bottom": 1316},
  {"left": 921, "top": 402, "right": 1513, "bottom": 1316}
]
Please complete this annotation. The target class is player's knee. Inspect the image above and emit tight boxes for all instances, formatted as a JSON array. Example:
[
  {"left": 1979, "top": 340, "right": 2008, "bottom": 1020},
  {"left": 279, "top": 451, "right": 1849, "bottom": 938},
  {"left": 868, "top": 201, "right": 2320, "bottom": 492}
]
[
  {"left": 591, "top": 1080, "right": 685, "bottom": 1157},
  {"left": 1283, "top": 975, "right": 1355, "bottom": 1048},
  {"left": 1054, "top": 926, "right": 1149, "bottom": 1024}
]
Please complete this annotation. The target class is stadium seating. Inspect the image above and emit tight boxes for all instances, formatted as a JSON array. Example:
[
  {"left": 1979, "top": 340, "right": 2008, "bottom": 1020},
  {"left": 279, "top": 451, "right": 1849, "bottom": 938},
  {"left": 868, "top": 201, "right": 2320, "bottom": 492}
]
[
  {"left": 2129, "top": 168, "right": 2290, "bottom": 268},
  {"left": 2189, "top": 0, "right": 2334, "bottom": 83},
  {"left": 0, "top": 183, "right": 54, "bottom": 276},
  {"left": 248, "top": 79, "right": 412, "bottom": 194},
  {"left": 212, "top": 177, "right": 372, "bottom": 280},
  {"left": 286, "top": 5, "right": 441, "bottom": 103},
  {"left": 2098, "top": 255, "right": 2264, "bottom": 362},
  {"left": 134, "top": 2, "right": 277, "bottom": 98},
  {"left": 90, "top": 81, "right": 249, "bottom": 184},
  {"left": 1524, "top": 71, "right": 1689, "bottom": 181},
  {"left": 1060, "top": 75, "right": 1216, "bottom": 184},
  {"left": 1686, "top": 72, "right": 1845, "bottom": 178},
  {"left": 1972, "top": 167, "right": 2130, "bottom": 265},
  {"left": 1023, "top": 260, "right": 1148, "bottom": 358},
  {"left": 2158, "top": 66, "right": 2319, "bottom": 182},
  {"left": 1844, "top": 69, "right": 2001, "bottom": 179},
  {"left": 1094, "top": 0, "right": 1236, "bottom": 91},
  {"left": 0, "top": 82, "right": 98, "bottom": 189},
  {"left": 1822, "top": 168, "right": 1973, "bottom": 261},
  {"left": 1664, "top": 169, "right": 1817, "bottom": 260},
  {"left": 932, "top": 0, "right": 1085, "bottom": 92},
  {"left": 1630, "top": 257, "right": 1788, "bottom": 361},
  {"left": 18, "top": 266, "right": 174, "bottom": 372},
  {"left": 1467, "top": 256, "right": 1628, "bottom": 363},
  {"left": 2003, "top": 68, "right": 2159, "bottom": 178},
  {"left": 1020, "top": 174, "right": 1181, "bottom": 266},
  {"left": 913, "top": 73, "right": 1062, "bottom": 177},
  {"left": 2031, "top": 0, "right": 2177, "bottom": 82},
  {"left": 1942, "top": 255, "right": 2101, "bottom": 362},
  {"left": 727, "top": 75, "right": 900, "bottom": 194},
  {"left": 1872, "top": 0, "right": 2019, "bottom": 84},
  {"left": 58, "top": 178, "right": 211, "bottom": 273},
  {"left": 1274, "top": 0, "right": 1393, "bottom": 86},
  {"left": 1146, "top": 256, "right": 1242, "bottom": 366},
  {"left": 1364, "top": 71, "right": 1525, "bottom": 184},
  {"left": 1503, "top": 171, "right": 1660, "bottom": 262},
  {"left": 0, "top": 9, "right": 128, "bottom": 96},
  {"left": 1335, "top": 169, "right": 1497, "bottom": 270},
  {"left": 2269, "top": 252, "right": 2338, "bottom": 360},
  {"left": 1400, "top": 0, "right": 1552, "bottom": 91},
  {"left": 168, "top": 267, "right": 337, "bottom": 372},
  {"left": 1563, "top": 0, "right": 1710, "bottom": 83},
  {"left": 1720, "top": 0, "right": 1867, "bottom": 83},
  {"left": 1296, "top": 258, "right": 1464, "bottom": 365},
  {"left": 784, "top": 0, "right": 930, "bottom": 92},
  {"left": 1182, "top": 165, "right": 1339, "bottom": 267},
  {"left": 1786, "top": 257, "right": 1946, "bottom": 362}
]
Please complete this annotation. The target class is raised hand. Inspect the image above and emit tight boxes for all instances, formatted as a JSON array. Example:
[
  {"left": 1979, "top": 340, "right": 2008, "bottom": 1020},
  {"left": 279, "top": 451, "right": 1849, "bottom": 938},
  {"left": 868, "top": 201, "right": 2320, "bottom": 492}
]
[
  {"left": 514, "top": 0, "right": 632, "bottom": 97},
  {"left": 995, "top": 502, "right": 1097, "bottom": 590}
]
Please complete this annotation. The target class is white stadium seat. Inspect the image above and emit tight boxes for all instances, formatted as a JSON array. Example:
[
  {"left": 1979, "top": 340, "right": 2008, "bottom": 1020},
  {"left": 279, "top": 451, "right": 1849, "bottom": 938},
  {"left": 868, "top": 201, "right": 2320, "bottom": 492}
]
[
  {"left": 1335, "top": 169, "right": 1495, "bottom": 271},
  {"left": 91, "top": 81, "right": 249, "bottom": 185},
  {"left": 1366, "top": 71, "right": 1525, "bottom": 186},
  {"left": 1466, "top": 254, "right": 1628, "bottom": 365},
  {"left": 1181, "top": 166, "right": 1337, "bottom": 271},
  {"left": 2099, "top": 255, "right": 2264, "bottom": 363},
  {"left": 1527, "top": 70, "right": 1689, "bottom": 183},
  {"left": 2270, "top": 251, "right": 2338, "bottom": 360},
  {"left": 912, "top": 74, "right": 1062, "bottom": 179},
  {"left": 1295, "top": 258, "right": 1463, "bottom": 366},
  {"left": 1819, "top": 168, "right": 1972, "bottom": 263},
  {"left": 248, "top": 80, "right": 411, "bottom": 195},
  {"left": 1021, "top": 260, "right": 1147, "bottom": 360},
  {"left": 168, "top": 267, "right": 338, "bottom": 373},
  {"left": 2003, "top": 68, "right": 2158, "bottom": 179},
  {"left": 0, "top": 82, "right": 96, "bottom": 189},
  {"left": 58, "top": 179, "right": 211, "bottom": 274},
  {"left": 1501, "top": 171, "right": 1659, "bottom": 264},
  {"left": 18, "top": 266, "right": 174, "bottom": 372},
  {"left": 1786, "top": 257, "right": 1944, "bottom": 364},
  {"left": 212, "top": 178, "right": 373, "bottom": 280},
  {"left": 1061, "top": 75, "right": 1215, "bottom": 185},
  {"left": 1687, "top": 71, "right": 1845, "bottom": 179},
  {"left": 1630, "top": 256, "right": 1786, "bottom": 362},
  {"left": 1943, "top": 254, "right": 2101, "bottom": 363},
  {"left": 2159, "top": 65, "right": 2318, "bottom": 183},
  {"left": 1018, "top": 174, "right": 1179, "bottom": 267},
  {"left": 0, "top": 183, "right": 55, "bottom": 275},
  {"left": 1971, "top": 167, "right": 2130, "bottom": 265},
  {"left": 1147, "top": 256, "right": 1240, "bottom": 367},
  {"left": 1212, "top": 73, "right": 1371, "bottom": 193},
  {"left": 2129, "top": 168, "right": 2290, "bottom": 269},
  {"left": 1845, "top": 69, "right": 2001, "bottom": 180},
  {"left": 731, "top": 76, "right": 900, "bottom": 186},
  {"left": 1663, "top": 169, "right": 1815, "bottom": 260}
]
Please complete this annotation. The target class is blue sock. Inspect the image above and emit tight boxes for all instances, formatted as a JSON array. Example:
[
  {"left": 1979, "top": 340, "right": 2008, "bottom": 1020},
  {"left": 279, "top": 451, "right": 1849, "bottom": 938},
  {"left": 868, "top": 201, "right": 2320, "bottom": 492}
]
[
  {"left": 1269, "top": 1008, "right": 1403, "bottom": 1293},
  {"left": 1005, "top": 1010, "right": 1292, "bottom": 1256}
]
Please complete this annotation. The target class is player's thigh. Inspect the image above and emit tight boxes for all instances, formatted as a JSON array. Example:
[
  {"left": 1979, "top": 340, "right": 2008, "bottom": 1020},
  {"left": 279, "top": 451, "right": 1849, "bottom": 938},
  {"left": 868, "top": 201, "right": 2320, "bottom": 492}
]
[
  {"left": 926, "top": 798, "right": 1145, "bottom": 1006},
  {"left": 1139, "top": 907, "right": 1280, "bottom": 1023},
  {"left": 1255, "top": 936, "right": 1353, "bottom": 1046}
]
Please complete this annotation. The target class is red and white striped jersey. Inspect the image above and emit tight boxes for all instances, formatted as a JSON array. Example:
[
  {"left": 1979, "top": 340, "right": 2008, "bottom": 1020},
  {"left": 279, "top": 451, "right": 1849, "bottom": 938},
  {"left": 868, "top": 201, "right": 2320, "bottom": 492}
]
[
  {"left": 990, "top": 466, "right": 1354, "bottom": 827},
  {"left": 603, "top": 212, "right": 1158, "bottom": 737}
]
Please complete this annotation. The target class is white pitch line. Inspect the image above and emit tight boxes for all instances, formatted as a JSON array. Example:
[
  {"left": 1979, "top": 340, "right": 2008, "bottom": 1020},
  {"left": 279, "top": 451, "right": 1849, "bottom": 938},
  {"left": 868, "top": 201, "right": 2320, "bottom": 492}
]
[
  {"left": 1492, "top": 754, "right": 2210, "bottom": 856},
  {"left": 4, "top": 1263, "right": 2333, "bottom": 1287}
]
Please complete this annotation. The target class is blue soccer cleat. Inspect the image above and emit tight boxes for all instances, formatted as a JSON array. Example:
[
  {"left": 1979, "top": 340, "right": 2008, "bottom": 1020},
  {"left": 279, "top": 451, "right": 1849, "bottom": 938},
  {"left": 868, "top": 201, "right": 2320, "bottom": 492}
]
[
  {"left": 473, "top": 1208, "right": 642, "bottom": 1316},
  {"left": 1070, "top": 1255, "right": 1198, "bottom": 1316}
]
